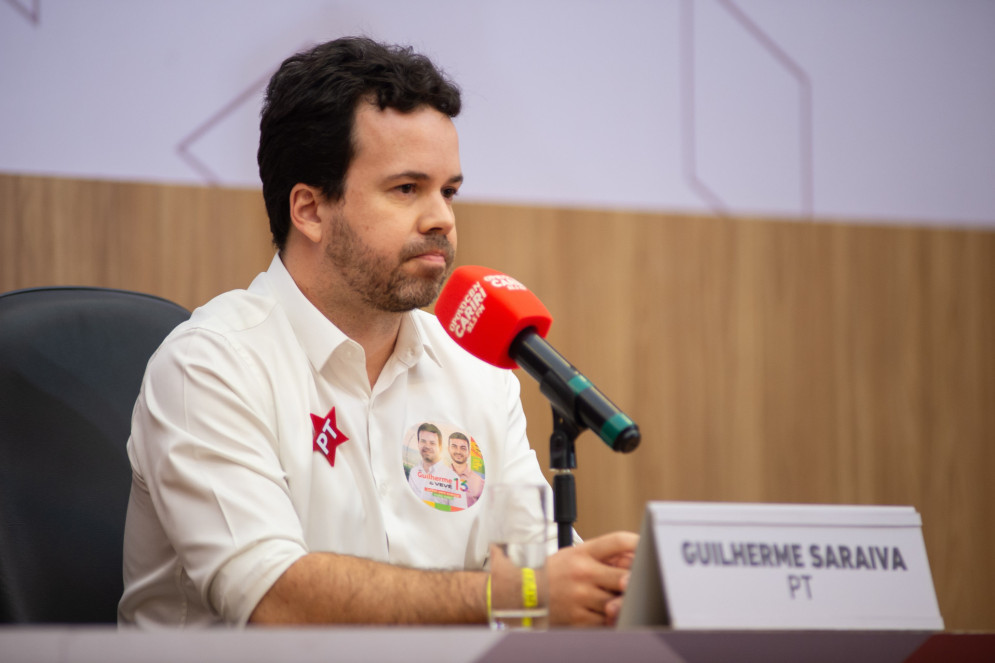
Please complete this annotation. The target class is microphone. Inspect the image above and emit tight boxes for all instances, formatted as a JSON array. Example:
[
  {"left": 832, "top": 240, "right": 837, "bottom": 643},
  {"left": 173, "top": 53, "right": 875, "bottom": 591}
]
[{"left": 435, "top": 265, "right": 640, "bottom": 453}]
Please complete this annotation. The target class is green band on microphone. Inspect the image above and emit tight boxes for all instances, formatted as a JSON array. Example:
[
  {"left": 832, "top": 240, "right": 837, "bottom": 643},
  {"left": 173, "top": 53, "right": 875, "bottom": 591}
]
[
  {"left": 567, "top": 374, "right": 592, "bottom": 394},
  {"left": 601, "top": 412, "right": 635, "bottom": 444}
]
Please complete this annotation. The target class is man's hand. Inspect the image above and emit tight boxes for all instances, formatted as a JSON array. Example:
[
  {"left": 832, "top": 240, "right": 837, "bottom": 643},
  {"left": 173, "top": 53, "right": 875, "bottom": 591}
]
[{"left": 547, "top": 531, "right": 638, "bottom": 627}]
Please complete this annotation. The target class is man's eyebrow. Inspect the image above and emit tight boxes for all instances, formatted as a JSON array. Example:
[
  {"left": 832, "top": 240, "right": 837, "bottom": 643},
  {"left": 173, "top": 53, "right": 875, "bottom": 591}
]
[{"left": 385, "top": 171, "right": 464, "bottom": 185}]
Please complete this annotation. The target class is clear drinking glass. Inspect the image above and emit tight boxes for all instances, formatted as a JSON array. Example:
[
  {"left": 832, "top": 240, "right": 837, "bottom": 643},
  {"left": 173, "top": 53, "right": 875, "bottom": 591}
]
[{"left": 487, "top": 483, "right": 550, "bottom": 630}]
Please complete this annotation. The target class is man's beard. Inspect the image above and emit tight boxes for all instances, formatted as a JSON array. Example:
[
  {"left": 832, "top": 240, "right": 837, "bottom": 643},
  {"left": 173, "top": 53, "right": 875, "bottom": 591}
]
[{"left": 325, "top": 211, "right": 455, "bottom": 312}]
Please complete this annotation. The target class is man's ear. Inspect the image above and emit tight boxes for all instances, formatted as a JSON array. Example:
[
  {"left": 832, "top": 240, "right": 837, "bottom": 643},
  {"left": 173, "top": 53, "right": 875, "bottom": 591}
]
[{"left": 289, "top": 183, "right": 326, "bottom": 244}]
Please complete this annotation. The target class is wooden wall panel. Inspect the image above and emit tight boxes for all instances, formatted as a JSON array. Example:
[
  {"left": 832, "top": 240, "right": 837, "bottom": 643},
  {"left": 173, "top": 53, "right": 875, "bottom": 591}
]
[
  {"left": 2, "top": 174, "right": 993, "bottom": 629},
  {"left": 1, "top": 175, "right": 274, "bottom": 310}
]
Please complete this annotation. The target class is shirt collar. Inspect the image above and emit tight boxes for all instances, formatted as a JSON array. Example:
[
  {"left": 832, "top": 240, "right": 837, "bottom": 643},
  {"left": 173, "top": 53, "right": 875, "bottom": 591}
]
[
  {"left": 262, "top": 253, "right": 444, "bottom": 372},
  {"left": 263, "top": 253, "right": 351, "bottom": 372},
  {"left": 397, "top": 310, "right": 444, "bottom": 370}
]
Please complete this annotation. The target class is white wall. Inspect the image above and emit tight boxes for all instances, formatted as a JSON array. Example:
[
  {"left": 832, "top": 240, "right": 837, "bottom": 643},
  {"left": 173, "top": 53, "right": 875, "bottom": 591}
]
[{"left": 2, "top": 0, "right": 993, "bottom": 227}]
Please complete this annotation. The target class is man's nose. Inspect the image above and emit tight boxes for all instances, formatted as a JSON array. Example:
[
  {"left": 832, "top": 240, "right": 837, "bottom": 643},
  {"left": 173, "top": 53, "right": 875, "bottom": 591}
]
[{"left": 418, "top": 192, "right": 455, "bottom": 236}]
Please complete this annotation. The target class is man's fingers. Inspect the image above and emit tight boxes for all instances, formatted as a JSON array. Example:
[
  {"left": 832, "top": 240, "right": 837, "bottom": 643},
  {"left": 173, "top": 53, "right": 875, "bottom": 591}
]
[
  {"left": 547, "top": 531, "right": 639, "bottom": 626},
  {"left": 604, "top": 550, "right": 636, "bottom": 570},
  {"left": 579, "top": 531, "right": 639, "bottom": 561},
  {"left": 572, "top": 585, "right": 620, "bottom": 620},
  {"left": 591, "top": 564, "right": 630, "bottom": 594},
  {"left": 605, "top": 595, "right": 625, "bottom": 626},
  {"left": 579, "top": 531, "right": 639, "bottom": 565},
  {"left": 574, "top": 532, "right": 638, "bottom": 594}
]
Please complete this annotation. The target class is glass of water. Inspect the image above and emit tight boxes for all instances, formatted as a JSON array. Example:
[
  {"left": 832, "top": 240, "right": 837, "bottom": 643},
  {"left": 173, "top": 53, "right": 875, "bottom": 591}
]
[{"left": 487, "top": 483, "right": 550, "bottom": 630}]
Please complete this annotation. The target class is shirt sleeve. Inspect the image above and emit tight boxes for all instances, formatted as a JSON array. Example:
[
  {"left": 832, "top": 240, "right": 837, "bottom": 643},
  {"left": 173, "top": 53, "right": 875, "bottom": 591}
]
[{"left": 129, "top": 326, "right": 308, "bottom": 625}]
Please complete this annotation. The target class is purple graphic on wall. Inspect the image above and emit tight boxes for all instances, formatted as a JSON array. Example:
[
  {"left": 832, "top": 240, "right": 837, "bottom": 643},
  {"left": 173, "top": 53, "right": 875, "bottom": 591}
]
[
  {"left": 3, "top": 0, "right": 40, "bottom": 25},
  {"left": 681, "top": 0, "right": 813, "bottom": 218},
  {"left": 176, "top": 70, "right": 274, "bottom": 185}
]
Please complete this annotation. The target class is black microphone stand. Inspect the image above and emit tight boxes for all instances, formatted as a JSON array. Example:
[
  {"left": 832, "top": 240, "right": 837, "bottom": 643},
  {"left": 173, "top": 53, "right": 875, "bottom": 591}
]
[
  {"left": 511, "top": 330, "right": 586, "bottom": 549},
  {"left": 511, "top": 328, "right": 638, "bottom": 548},
  {"left": 549, "top": 409, "right": 581, "bottom": 549}
]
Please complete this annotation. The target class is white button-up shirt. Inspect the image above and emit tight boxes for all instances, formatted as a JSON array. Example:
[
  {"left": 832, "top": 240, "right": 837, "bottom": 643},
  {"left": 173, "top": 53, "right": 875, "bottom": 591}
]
[{"left": 119, "top": 255, "right": 552, "bottom": 627}]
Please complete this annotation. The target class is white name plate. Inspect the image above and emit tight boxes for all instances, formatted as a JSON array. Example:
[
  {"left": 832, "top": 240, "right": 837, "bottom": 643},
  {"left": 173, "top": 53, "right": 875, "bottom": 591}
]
[{"left": 618, "top": 502, "right": 944, "bottom": 631}]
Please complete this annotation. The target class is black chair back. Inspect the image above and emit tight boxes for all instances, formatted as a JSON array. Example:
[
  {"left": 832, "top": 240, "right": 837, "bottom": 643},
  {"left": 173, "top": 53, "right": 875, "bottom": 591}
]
[{"left": 0, "top": 287, "right": 189, "bottom": 623}]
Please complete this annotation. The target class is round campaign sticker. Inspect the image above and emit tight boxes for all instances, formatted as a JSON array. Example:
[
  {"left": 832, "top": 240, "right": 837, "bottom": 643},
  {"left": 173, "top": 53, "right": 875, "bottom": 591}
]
[{"left": 402, "top": 421, "right": 486, "bottom": 512}]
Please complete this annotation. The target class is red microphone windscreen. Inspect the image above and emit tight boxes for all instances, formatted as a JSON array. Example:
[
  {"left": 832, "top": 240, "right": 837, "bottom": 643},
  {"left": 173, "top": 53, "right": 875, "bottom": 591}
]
[{"left": 435, "top": 266, "right": 553, "bottom": 369}]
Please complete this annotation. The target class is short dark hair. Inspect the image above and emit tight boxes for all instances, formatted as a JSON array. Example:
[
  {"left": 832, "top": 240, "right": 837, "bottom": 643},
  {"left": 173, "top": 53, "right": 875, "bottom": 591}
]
[
  {"left": 257, "top": 36, "right": 462, "bottom": 250},
  {"left": 417, "top": 422, "right": 443, "bottom": 444}
]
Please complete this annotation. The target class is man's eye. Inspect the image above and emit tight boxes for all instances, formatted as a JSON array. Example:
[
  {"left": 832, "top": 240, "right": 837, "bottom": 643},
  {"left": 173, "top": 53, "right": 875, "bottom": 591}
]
[
  {"left": 443, "top": 187, "right": 459, "bottom": 200},
  {"left": 397, "top": 183, "right": 416, "bottom": 194}
]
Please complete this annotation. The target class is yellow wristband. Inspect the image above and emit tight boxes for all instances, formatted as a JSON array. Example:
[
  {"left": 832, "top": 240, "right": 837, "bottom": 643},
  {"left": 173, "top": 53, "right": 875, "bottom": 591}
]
[
  {"left": 521, "top": 567, "right": 537, "bottom": 627},
  {"left": 485, "top": 574, "right": 492, "bottom": 621}
]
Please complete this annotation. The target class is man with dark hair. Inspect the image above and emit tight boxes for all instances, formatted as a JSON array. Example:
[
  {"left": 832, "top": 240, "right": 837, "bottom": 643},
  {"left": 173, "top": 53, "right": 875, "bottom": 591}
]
[
  {"left": 258, "top": 37, "right": 462, "bottom": 253},
  {"left": 119, "top": 36, "right": 636, "bottom": 628},
  {"left": 447, "top": 431, "right": 484, "bottom": 508}
]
